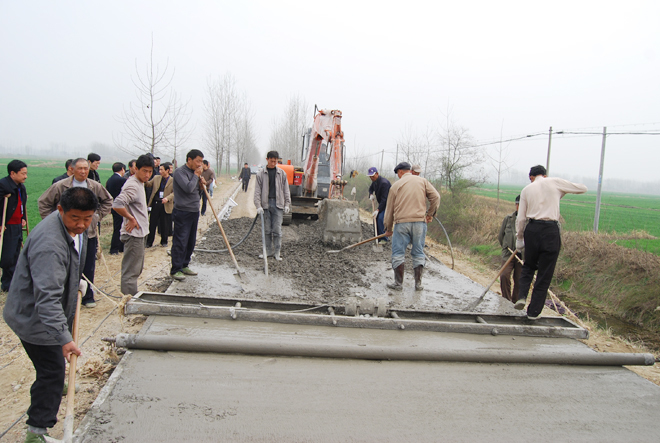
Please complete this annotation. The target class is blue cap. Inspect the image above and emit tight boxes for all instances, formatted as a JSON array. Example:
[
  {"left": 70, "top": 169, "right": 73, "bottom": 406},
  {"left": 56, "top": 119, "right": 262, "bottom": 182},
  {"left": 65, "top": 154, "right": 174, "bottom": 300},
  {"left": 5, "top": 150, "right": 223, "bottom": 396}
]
[{"left": 367, "top": 167, "right": 378, "bottom": 176}]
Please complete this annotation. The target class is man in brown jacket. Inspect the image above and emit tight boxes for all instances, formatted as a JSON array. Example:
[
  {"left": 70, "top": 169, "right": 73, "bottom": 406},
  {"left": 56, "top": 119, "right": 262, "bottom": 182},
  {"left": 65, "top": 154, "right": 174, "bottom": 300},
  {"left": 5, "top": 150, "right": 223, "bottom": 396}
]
[
  {"left": 145, "top": 162, "right": 174, "bottom": 248},
  {"left": 37, "top": 158, "right": 113, "bottom": 307},
  {"left": 384, "top": 162, "right": 440, "bottom": 291}
]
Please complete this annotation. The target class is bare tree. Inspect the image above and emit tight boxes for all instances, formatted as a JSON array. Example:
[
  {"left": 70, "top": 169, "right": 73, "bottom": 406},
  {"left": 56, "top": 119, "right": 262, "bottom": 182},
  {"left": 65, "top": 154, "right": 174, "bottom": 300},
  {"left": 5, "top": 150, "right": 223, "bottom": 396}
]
[
  {"left": 485, "top": 121, "right": 513, "bottom": 210},
  {"left": 164, "top": 92, "right": 194, "bottom": 167},
  {"left": 233, "top": 92, "right": 259, "bottom": 170},
  {"left": 115, "top": 36, "right": 174, "bottom": 156},
  {"left": 396, "top": 124, "right": 439, "bottom": 179},
  {"left": 202, "top": 73, "right": 237, "bottom": 173},
  {"left": 269, "top": 95, "right": 309, "bottom": 163},
  {"left": 438, "top": 110, "right": 485, "bottom": 193}
]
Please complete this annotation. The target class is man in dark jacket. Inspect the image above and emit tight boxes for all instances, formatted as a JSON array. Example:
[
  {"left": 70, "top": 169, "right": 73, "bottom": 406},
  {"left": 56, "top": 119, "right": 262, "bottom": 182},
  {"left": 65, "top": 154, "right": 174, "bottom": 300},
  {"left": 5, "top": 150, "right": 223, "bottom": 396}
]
[
  {"left": 52, "top": 159, "right": 73, "bottom": 184},
  {"left": 239, "top": 162, "right": 251, "bottom": 192},
  {"left": 0, "top": 160, "right": 28, "bottom": 292},
  {"left": 3, "top": 187, "right": 98, "bottom": 442},
  {"left": 106, "top": 162, "right": 127, "bottom": 254},
  {"left": 87, "top": 153, "right": 101, "bottom": 183},
  {"left": 367, "top": 167, "right": 391, "bottom": 240},
  {"left": 497, "top": 195, "right": 523, "bottom": 302}
]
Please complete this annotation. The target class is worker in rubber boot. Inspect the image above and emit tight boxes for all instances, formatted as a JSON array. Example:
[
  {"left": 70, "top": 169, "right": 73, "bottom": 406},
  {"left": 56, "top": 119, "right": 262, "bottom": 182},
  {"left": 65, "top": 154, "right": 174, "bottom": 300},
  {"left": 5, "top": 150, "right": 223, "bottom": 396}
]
[
  {"left": 515, "top": 165, "right": 586, "bottom": 320},
  {"left": 367, "top": 166, "right": 391, "bottom": 241},
  {"left": 498, "top": 195, "right": 523, "bottom": 303},
  {"left": 254, "top": 151, "right": 291, "bottom": 261},
  {"left": 3, "top": 187, "right": 98, "bottom": 443},
  {"left": 383, "top": 162, "right": 440, "bottom": 291}
]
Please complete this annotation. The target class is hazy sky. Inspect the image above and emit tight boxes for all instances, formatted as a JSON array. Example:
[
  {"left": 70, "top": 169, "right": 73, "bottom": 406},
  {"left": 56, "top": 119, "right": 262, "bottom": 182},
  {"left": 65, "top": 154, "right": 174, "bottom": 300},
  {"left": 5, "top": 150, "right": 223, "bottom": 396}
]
[{"left": 1, "top": 1, "right": 659, "bottom": 184}]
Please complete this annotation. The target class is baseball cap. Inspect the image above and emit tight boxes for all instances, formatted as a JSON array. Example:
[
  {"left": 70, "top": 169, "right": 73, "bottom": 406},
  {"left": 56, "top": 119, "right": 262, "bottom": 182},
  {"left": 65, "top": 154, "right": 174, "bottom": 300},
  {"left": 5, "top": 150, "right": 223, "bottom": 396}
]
[
  {"left": 393, "top": 162, "right": 411, "bottom": 173},
  {"left": 411, "top": 164, "right": 422, "bottom": 173},
  {"left": 367, "top": 167, "right": 378, "bottom": 176}
]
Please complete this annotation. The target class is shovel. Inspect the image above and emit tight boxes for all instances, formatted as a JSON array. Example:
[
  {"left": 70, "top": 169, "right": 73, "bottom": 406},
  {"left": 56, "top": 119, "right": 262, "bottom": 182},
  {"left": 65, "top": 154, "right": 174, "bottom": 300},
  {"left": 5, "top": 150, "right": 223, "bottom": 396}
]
[
  {"left": 327, "top": 233, "right": 387, "bottom": 254},
  {"left": 60, "top": 286, "right": 83, "bottom": 443},
  {"left": 259, "top": 211, "right": 268, "bottom": 277},
  {"left": 371, "top": 200, "right": 382, "bottom": 252},
  {"left": 202, "top": 184, "right": 247, "bottom": 284},
  {"left": 0, "top": 194, "right": 10, "bottom": 253},
  {"left": 468, "top": 252, "right": 517, "bottom": 310}
]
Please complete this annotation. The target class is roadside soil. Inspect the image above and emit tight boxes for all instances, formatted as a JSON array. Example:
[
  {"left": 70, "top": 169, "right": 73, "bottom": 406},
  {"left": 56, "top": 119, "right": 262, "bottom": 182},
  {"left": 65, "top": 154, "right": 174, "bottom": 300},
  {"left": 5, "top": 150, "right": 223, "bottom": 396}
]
[{"left": 1, "top": 176, "right": 659, "bottom": 440}]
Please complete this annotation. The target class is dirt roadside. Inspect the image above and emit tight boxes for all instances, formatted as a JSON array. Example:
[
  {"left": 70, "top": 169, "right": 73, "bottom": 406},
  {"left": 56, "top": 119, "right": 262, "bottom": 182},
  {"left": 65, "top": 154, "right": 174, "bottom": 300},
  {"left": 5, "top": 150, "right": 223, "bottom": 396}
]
[{"left": 1, "top": 179, "right": 658, "bottom": 440}]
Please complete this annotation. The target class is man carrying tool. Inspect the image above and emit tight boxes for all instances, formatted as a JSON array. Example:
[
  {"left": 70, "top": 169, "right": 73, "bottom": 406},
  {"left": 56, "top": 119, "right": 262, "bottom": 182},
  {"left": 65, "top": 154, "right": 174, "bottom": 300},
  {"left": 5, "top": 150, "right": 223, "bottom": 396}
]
[
  {"left": 515, "top": 165, "right": 587, "bottom": 319},
  {"left": 200, "top": 160, "right": 216, "bottom": 216},
  {"left": 3, "top": 187, "right": 98, "bottom": 443},
  {"left": 498, "top": 195, "right": 523, "bottom": 303},
  {"left": 367, "top": 167, "right": 391, "bottom": 241},
  {"left": 239, "top": 162, "right": 251, "bottom": 192},
  {"left": 254, "top": 151, "right": 291, "bottom": 261},
  {"left": 384, "top": 162, "right": 440, "bottom": 291},
  {"left": 170, "top": 149, "right": 206, "bottom": 281},
  {"left": 38, "top": 158, "right": 113, "bottom": 308},
  {"left": 112, "top": 155, "right": 153, "bottom": 295},
  {"left": 0, "top": 160, "right": 28, "bottom": 292}
]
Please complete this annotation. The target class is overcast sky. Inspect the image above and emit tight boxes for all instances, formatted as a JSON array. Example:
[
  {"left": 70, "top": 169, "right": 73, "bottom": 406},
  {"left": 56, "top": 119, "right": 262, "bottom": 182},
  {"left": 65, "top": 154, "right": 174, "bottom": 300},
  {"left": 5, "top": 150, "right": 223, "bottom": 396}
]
[{"left": 1, "top": 1, "right": 659, "bottom": 186}]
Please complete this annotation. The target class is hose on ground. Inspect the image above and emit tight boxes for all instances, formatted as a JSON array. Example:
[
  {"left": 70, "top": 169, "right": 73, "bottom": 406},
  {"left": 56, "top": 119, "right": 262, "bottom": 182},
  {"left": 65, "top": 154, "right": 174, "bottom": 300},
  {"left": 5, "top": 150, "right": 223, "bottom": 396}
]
[
  {"left": 195, "top": 214, "right": 259, "bottom": 253},
  {"left": 434, "top": 216, "right": 454, "bottom": 270}
]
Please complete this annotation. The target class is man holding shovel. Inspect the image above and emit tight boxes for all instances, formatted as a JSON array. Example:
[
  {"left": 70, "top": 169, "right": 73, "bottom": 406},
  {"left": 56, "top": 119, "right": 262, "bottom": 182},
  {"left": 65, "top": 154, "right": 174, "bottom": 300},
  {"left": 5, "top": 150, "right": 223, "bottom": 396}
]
[
  {"left": 254, "top": 151, "right": 290, "bottom": 261},
  {"left": 367, "top": 167, "right": 390, "bottom": 242},
  {"left": 515, "top": 165, "right": 587, "bottom": 319},
  {"left": 3, "top": 187, "right": 98, "bottom": 443},
  {"left": 498, "top": 195, "right": 523, "bottom": 303},
  {"left": 384, "top": 162, "right": 440, "bottom": 291},
  {"left": 0, "top": 159, "right": 28, "bottom": 292}
]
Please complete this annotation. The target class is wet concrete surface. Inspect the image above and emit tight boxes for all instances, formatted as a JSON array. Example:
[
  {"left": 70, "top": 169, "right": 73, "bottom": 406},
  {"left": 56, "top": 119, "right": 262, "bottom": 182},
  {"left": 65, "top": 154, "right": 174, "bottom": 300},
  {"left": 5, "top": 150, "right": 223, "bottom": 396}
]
[
  {"left": 77, "top": 316, "right": 660, "bottom": 442},
  {"left": 171, "top": 217, "right": 519, "bottom": 316}
]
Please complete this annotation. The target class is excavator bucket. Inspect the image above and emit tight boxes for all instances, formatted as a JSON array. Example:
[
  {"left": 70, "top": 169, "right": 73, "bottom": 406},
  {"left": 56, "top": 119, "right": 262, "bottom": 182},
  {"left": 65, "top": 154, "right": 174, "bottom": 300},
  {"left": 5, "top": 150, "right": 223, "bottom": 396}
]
[{"left": 318, "top": 199, "right": 362, "bottom": 244}]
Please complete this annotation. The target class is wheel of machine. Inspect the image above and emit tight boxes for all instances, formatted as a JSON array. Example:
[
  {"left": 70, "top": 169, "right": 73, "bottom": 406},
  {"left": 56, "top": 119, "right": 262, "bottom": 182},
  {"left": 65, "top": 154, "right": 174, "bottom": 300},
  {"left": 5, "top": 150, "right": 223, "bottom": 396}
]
[
  {"left": 376, "top": 298, "right": 388, "bottom": 318},
  {"left": 282, "top": 212, "right": 293, "bottom": 226},
  {"left": 345, "top": 300, "right": 357, "bottom": 316}
]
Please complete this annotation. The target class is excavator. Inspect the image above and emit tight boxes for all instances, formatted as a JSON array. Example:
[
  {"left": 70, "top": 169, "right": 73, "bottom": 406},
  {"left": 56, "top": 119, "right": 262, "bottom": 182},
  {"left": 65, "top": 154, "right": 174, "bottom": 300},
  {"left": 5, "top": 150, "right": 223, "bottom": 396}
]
[{"left": 277, "top": 108, "right": 361, "bottom": 243}]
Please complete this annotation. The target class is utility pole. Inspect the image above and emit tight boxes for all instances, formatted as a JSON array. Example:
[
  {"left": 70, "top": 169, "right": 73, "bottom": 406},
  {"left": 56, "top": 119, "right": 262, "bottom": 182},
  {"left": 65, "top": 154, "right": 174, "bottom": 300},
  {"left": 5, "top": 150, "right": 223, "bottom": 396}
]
[
  {"left": 546, "top": 126, "right": 552, "bottom": 175},
  {"left": 593, "top": 127, "right": 607, "bottom": 233},
  {"left": 395, "top": 144, "right": 399, "bottom": 165},
  {"left": 380, "top": 150, "right": 384, "bottom": 172}
]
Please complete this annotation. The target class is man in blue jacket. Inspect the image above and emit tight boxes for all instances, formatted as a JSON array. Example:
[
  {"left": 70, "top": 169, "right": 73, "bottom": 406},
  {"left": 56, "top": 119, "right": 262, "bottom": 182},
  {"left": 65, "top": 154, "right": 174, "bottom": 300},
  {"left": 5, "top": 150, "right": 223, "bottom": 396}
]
[
  {"left": 367, "top": 167, "right": 391, "bottom": 241},
  {"left": 0, "top": 159, "right": 28, "bottom": 292},
  {"left": 3, "top": 187, "right": 98, "bottom": 443}
]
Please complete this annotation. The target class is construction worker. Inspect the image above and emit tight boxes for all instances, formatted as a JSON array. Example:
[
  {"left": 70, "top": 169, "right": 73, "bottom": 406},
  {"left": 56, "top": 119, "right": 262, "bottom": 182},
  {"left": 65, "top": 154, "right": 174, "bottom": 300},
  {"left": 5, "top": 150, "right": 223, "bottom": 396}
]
[
  {"left": 200, "top": 160, "right": 216, "bottom": 215},
  {"left": 87, "top": 153, "right": 101, "bottom": 183},
  {"left": 106, "top": 162, "right": 127, "bottom": 255},
  {"left": 112, "top": 155, "right": 153, "bottom": 295},
  {"left": 3, "top": 187, "right": 97, "bottom": 443},
  {"left": 411, "top": 164, "right": 422, "bottom": 176},
  {"left": 254, "top": 151, "right": 291, "bottom": 261},
  {"left": 0, "top": 160, "right": 28, "bottom": 292},
  {"left": 239, "top": 162, "right": 251, "bottom": 192},
  {"left": 170, "top": 149, "right": 206, "bottom": 281},
  {"left": 145, "top": 162, "right": 174, "bottom": 248},
  {"left": 498, "top": 195, "right": 523, "bottom": 303},
  {"left": 38, "top": 158, "right": 113, "bottom": 308},
  {"left": 367, "top": 167, "right": 391, "bottom": 240},
  {"left": 384, "top": 162, "right": 440, "bottom": 291},
  {"left": 515, "top": 165, "right": 587, "bottom": 319}
]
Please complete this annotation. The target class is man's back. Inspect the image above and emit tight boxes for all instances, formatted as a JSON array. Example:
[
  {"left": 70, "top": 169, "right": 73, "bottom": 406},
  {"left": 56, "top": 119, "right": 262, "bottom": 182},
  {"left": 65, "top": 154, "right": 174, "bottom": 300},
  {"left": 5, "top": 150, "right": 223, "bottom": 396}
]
[{"left": 106, "top": 173, "right": 126, "bottom": 199}]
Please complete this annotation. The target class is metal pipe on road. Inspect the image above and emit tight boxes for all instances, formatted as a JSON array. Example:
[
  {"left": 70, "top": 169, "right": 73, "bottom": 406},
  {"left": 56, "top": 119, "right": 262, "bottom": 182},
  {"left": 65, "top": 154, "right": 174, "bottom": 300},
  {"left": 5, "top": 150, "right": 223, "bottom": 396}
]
[{"left": 113, "top": 333, "right": 656, "bottom": 367}]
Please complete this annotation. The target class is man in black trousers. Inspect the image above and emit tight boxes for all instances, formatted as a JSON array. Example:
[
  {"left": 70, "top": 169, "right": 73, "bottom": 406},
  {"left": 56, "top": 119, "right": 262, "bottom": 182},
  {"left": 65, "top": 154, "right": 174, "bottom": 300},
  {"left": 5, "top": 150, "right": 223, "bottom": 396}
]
[{"left": 106, "top": 162, "right": 127, "bottom": 255}]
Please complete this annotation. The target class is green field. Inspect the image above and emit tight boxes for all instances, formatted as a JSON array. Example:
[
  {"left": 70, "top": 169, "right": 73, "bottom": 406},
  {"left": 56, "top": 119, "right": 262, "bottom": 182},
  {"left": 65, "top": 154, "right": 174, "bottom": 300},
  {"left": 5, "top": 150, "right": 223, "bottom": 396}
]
[
  {"left": 0, "top": 158, "right": 114, "bottom": 233},
  {"left": 473, "top": 184, "right": 660, "bottom": 255}
]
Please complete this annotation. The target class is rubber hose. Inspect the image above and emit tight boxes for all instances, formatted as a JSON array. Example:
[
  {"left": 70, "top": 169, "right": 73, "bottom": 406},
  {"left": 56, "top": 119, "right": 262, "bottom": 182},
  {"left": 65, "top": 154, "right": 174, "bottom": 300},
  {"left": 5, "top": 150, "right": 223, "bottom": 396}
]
[{"left": 195, "top": 214, "right": 259, "bottom": 253}]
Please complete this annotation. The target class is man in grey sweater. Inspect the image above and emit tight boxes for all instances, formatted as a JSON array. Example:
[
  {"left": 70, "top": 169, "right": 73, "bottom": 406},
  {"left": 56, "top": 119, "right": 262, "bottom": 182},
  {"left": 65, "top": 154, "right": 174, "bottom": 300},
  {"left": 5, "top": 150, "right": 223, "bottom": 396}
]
[
  {"left": 112, "top": 155, "right": 153, "bottom": 295},
  {"left": 170, "top": 149, "right": 206, "bottom": 281},
  {"left": 3, "top": 187, "right": 98, "bottom": 442}
]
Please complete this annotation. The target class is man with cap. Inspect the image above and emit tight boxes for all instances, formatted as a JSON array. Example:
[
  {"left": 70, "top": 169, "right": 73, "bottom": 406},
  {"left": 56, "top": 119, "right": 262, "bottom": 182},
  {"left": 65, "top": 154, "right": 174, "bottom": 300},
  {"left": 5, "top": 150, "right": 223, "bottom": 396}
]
[
  {"left": 515, "top": 165, "right": 587, "bottom": 319},
  {"left": 411, "top": 164, "right": 422, "bottom": 176},
  {"left": 384, "top": 162, "right": 440, "bottom": 291},
  {"left": 367, "top": 167, "right": 391, "bottom": 240},
  {"left": 498, "top": 195, "right": 523, "bottom": 303}
]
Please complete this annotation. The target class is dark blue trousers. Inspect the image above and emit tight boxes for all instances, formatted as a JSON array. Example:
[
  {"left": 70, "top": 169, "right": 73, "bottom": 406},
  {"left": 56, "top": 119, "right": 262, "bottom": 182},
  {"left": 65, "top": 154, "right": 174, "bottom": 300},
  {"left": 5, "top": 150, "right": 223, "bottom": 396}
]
[
  {"left": 110, "top": 209, "right": 124, "bottom": 254},
  {"left": 1, "top": 224, "right": 23, "bottom": 291},
  {"left": 22, "top": 340, "right": 66, "bottom": 429},
  {"left": 170, "top": 209, "right": 199, "bottom": 275}
]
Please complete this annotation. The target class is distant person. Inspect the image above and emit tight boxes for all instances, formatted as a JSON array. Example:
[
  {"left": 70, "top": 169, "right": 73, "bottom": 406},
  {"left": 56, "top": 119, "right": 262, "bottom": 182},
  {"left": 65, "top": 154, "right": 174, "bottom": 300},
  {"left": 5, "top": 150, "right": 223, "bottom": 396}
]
[
  {"left": 0, "top": 160, "right": 28, "bottom": 292},
  {"left": 170, "top": 149, "right": 206, "bottom": 281},
  {"left": 498, "top": 195, "right": 523, "bottom": 303},
  {"left": 239, "top": 162, "right": 251, "bottom": 192},
  {"left": 112, "top": 155, "right": 153, "bottom": 295},
  {"left": 145, "top": 155, "right": 161, "bottom": 203},
  {"left": 52, "top": 159, "right": 73, "bottom": 184},
  {"left": 200, "top": 160, "right": 216, "bottom": 215},
  {"left": 3, "top": 187, "right": 97, "bottom": 443},
  {"left": 105, "top": 162, "right": 127, "bottom": 255},
  {"left": 367, "top": 167, "right": 391, "bottom": 241},
  {"left": 145, "top": 162, "right": 174, "bottom": 248},
  {"left": 384, "top": 162, "right": 440, "bottom": 291},
  {"left": 515, "top": 165, "right": 587, "bottom": 319},
  {"left": 254, "top": 151, "right": 291, "bottom": 261},
  {"left": 123, "top": 159, "right": 137, "bottom": 179},
  {"left": 411, "top": 164, "right": 422, "bottom": 176},
  {"left": 38, "top": 158, "right": 113, "bottom": 307},
  {"left": 87, "top": 153, "right": 101, "bottom": 183}
]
